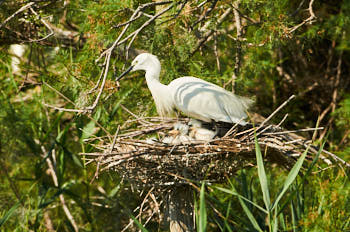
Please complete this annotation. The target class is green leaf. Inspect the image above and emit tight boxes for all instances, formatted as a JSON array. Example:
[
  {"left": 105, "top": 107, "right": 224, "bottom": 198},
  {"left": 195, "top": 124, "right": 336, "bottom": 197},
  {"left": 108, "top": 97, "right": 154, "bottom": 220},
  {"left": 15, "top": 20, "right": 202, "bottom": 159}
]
[
  {"left": 237, "top": 192, "right": 263, "bottom": 232},
  {"left": 279, "top": 209, "right": 287, "bottom": 231},
  {"left": 198, "top": 182, "right": 207, "bottom": 232},
  {"left": 214, "top": 186, "right": 268, "bottom": 214},
  {"left": 291, "top": 201, "right": 297, "bottom": 232},
  {"left": 277, "top": 143, "right": 324, "bottom": 215},
  {"left": 108, "top": 184, "right": 121, "bottom": 198},
  {"left": 56, "top": 121, "right": 72, "bottom": 143},
  {"left": 71, "top": 153, "right": 83, "bottom": 168},
  {"left": 255, "top": 135, "right": 270, "bottom": 210},
  {"left": 271, "top": 147, "right": 308, "bottom": 210},
  {"left": 224, "top": 200, "right": 233, "bottom": 232},
  {"left": 0, "top": 201, "right": 20, "bottom": 227},
  {"left": 129, "top": 213, "right": 149, "bottom": 232},
  {"left": 272, "top": 207, "right": 278, "bottom": 232},
  {"left": 81, "top": 120, "right": 96, "bottom": 141},
  {"left": 111, "top": 88, "right": 134, "bottom": 118},
  {"left": 42, "top": 111, "right": 64, "bottom": 142}
]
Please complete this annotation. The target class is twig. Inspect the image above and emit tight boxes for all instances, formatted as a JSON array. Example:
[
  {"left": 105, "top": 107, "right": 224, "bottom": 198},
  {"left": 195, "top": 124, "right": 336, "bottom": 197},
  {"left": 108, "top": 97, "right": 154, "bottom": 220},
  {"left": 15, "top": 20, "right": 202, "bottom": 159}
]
[
  {"left": 138, "top": 187, "right": 154, "bottom": 224},
  {"left": 213, "top": 32, "right": 220, "bottom": 72},
  {"left": 191, "top": 0, "right": 218, "bottom": 29},
  {"left": 43, "top": 211, "right": 55, "bottom": 232},
  {"left": 109, "top": 125, "right": 120, "bottom": 152},
  {"left": 43, "top": 81, "right": 75, "bottom": 104},
  {"left": 41, "top": 1, "right": 176, "bottom": 117},
  {"left": 97, "top": 1, "right": 175, "bottom": 62},
  {"left": 150, "top": 193, "right": 162, "bottom": 225},
  {"left": 230, "top": 3, "right": 259, "bottom": 24},
  {"left": 124, "top": 2, "right": 175, "bottom": 58},
  {"left": 254, "top": 125, "right": 273, "bottom": 138},
  {"left": 194, "top": 0, "right": 209, "bottom": 10},
  {"left": 231, "top": 0, "right": 242, "bottom": 92},
  {"left": 319, "top": 150, "right": 350, "bottom": 168},
  {"left": 297, "top": 81, "right": 319, "bottom": 97},
  {"left": 85, "top": 53, "right": 111, "bottom": 111},
  {"left": 223, "top": 122, "right": 240, "bottom": 138},
  {"left": 90, "top": 126, "right": 120, "bottom": 184},
  {"left": 312, "top": 165, "right": 334, "bottom": 174},
  {"left": 28, "top": 7, "right": 54, "bottom": 42},
  {"left": 43, "top": 103, "right": 86, "bottom": 113},
  {"left": 289, "top": 0, "right": 316, "bottom": 34},
  {"left": 83, "top": 110, "right": 350, "bottom": 188},
  {"left": 121, "top": 204, "right": 151, "bottom": 232},
  {"left": 319, "top": 48, "right": 343, "bottom": 141},
  {"left": 120, "top": 104, "right": 152, "bottom": 126},
  {"left": 158, "top": 0, "right": 188, "bottom": 25},
  {"left": 113, "top": 12, "right": 143, "bottom": 28},
  {"left": 191, "top": 7, "right": 232, "bottom": 55},
  {"left": 87, "top": 66, "right": 105, "bottom": 94},
  {"left": 339, "top": 129, "right": 350, "bottom": 146},
  {"left": 249, "top": 95, "right": 295, "bottom": 136},
  {"left": 290, "top": 0, "right": 307, "bottom": 16},
  {"left": 0, "top": 2, "right": 35, "bottom": 29},
  {"left": 263, "top": 127, "right": 324, "bottom": 135},
  {"left": 40, "top": 146, "right": 79, "bottom": 232},
  {"left": 43, "top": 83, "right": 112, "bottom": 138},
  {"left": 276, "top": 113, "right": 289, "bottom": 127}
]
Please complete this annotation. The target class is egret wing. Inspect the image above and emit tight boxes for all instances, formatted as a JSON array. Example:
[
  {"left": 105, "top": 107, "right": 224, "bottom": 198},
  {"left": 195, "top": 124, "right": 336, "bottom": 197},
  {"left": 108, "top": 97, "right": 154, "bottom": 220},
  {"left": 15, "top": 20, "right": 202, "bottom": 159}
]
[{"left": 169, "top": 77, "right": 252, "bottom": 124}]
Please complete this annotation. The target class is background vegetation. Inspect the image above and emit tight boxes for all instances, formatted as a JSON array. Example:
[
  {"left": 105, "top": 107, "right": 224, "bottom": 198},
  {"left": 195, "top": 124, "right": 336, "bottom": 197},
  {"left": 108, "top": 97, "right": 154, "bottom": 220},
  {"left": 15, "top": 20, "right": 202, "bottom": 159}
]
[{"left": 0, "top": 0, "right": 349, "bottom": 231}]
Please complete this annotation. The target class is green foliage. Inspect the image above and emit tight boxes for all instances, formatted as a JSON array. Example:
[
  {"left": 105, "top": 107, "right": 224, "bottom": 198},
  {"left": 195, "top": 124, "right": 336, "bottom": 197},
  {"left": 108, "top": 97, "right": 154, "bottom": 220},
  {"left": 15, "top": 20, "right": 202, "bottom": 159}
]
[
  {"left": 255, "top": 135, "right": 271, "bottom": 212},
  {"left": 197, "top": 182, "right": 207, "bottom": 232},
  {"left": 335, "top": 97, "right": 350, "bottom": 128},
  {"left": 0, "top": 202, "right": 20, "bottom": 228},
  {"left": 211, "top": 138, "right": 311, "bottom": 231}
]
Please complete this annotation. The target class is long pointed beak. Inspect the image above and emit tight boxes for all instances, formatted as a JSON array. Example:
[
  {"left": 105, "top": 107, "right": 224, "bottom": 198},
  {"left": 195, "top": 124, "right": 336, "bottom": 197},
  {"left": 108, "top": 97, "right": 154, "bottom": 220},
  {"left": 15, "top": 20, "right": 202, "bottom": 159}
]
[{"left": 115, "top": 65, "right": 133, "bottom": 82}]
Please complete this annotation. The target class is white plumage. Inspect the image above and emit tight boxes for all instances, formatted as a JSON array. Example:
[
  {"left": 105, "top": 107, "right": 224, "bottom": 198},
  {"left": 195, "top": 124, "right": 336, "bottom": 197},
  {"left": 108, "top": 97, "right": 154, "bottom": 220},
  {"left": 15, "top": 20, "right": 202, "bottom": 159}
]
[{"left": 116, "top": 53, "right": 252, "bottom": 125}]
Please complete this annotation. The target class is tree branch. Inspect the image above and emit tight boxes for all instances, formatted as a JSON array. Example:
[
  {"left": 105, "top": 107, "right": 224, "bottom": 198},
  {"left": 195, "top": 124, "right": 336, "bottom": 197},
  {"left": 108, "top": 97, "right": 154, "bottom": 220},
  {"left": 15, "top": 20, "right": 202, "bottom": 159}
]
[
  {"left": 0, "top": 2, "right": 35, "bottom": 29},
  {"left": 289, "top": 0, "right": 317, "bottom": 34}
]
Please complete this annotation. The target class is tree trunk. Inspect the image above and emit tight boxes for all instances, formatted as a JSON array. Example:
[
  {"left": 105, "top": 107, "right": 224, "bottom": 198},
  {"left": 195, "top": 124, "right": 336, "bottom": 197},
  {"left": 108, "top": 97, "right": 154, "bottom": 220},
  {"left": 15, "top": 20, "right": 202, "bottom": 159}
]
[{"left": 165, "top": 186, "right": 195, "bottom": 232}]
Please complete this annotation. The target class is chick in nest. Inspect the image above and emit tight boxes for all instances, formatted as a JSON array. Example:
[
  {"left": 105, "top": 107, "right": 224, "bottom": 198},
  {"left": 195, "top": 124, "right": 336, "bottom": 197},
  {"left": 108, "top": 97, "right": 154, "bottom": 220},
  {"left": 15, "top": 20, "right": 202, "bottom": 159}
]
[
  {"left": 162, "top": 122, "right": 193, "bottom": 144},
  {"left": 188, "top": 119, "right": 217, "bottom": 141},
  {"left": 162, "top": 120, "right": 217, "bottom": 145}
]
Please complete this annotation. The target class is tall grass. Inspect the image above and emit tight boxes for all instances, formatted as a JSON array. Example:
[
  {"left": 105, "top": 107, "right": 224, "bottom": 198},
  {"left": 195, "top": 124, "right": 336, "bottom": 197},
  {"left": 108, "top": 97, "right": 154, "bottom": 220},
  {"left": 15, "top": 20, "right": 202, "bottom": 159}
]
[{"left": 195, "top": 136, "right": 341, "bottom": 231}]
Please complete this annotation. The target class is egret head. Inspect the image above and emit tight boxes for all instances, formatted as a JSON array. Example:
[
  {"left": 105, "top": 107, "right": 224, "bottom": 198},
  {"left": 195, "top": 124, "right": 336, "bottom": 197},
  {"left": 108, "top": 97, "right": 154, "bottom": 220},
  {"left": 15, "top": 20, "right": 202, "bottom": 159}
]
[{"left": 116, "top": 53, "right": 161, "bottom": 82}]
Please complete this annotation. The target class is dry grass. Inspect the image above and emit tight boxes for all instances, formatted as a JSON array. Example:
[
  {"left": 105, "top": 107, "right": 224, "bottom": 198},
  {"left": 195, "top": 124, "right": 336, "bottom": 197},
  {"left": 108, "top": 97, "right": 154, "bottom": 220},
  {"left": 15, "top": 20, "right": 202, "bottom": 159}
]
[{"left": 80, "top": 116, "right": 341, "bottom": 188}]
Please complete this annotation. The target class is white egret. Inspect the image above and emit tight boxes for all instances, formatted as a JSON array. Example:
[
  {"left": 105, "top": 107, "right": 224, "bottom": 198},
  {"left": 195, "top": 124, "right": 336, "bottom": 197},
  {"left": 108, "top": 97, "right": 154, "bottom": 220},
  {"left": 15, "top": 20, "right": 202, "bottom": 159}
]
[{"left": 116, "top": 53, "right": 252, "bottom": 126}]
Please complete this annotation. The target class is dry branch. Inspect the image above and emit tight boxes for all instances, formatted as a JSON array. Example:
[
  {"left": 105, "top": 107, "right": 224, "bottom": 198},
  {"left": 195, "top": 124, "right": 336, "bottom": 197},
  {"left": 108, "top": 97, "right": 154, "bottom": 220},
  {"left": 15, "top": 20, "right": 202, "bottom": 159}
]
[
  {"left": 0, "top": 2, "right": 35, "bottom": 29},
  {"left": 191, "top": 7, "right": 232, "bottom": 55},
  {"left": 81, "top": 115, "right": 348, "bottom": 189},
  {"left": 40, "top": 146, "right": 79, "bottom": 232},
  {"left": 231, "top": 0, "right": 242, "bottom": 91},
  {"left": 289, "top": 0, "right": 317, "bottom": 34}
]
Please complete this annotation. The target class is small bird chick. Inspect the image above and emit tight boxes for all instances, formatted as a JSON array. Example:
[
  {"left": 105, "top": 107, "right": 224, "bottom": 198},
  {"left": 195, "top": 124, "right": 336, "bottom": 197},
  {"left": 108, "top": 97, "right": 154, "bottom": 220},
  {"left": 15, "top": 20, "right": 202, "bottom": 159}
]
[
  {"left": 162, "top": 122, "right": 193, "bottom": 145},
  {"left": 189, "top": 119, "right": 216, "bottom": 141}
]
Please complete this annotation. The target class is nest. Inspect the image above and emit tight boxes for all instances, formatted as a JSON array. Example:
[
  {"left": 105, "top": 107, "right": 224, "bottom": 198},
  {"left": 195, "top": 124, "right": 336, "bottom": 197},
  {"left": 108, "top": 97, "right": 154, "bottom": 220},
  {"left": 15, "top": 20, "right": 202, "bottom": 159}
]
[{"left": 81, "top": 116, "right": 343, "bottom": 188}]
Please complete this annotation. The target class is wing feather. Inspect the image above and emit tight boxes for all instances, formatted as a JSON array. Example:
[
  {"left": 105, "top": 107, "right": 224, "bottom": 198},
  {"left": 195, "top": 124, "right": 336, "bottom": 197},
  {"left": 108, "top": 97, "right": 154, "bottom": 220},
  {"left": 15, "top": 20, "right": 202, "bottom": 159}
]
[{"left": 169, "top": 77, "right": 252, "bottom": 124}]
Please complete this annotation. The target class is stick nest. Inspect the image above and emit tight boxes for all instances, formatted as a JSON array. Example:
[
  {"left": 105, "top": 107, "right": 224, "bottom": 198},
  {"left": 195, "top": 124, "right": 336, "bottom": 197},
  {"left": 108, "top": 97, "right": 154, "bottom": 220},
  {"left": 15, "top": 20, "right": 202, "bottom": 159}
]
[{"left": 81, "top": 117, "right": 340, "bottom": 188}]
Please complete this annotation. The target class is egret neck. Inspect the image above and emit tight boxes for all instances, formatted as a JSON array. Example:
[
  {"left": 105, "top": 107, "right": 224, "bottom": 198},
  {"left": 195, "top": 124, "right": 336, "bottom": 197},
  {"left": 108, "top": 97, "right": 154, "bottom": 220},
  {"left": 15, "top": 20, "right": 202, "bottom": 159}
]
[{"left": 144, "top": 61, "right": 174, "bottom": 117}]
